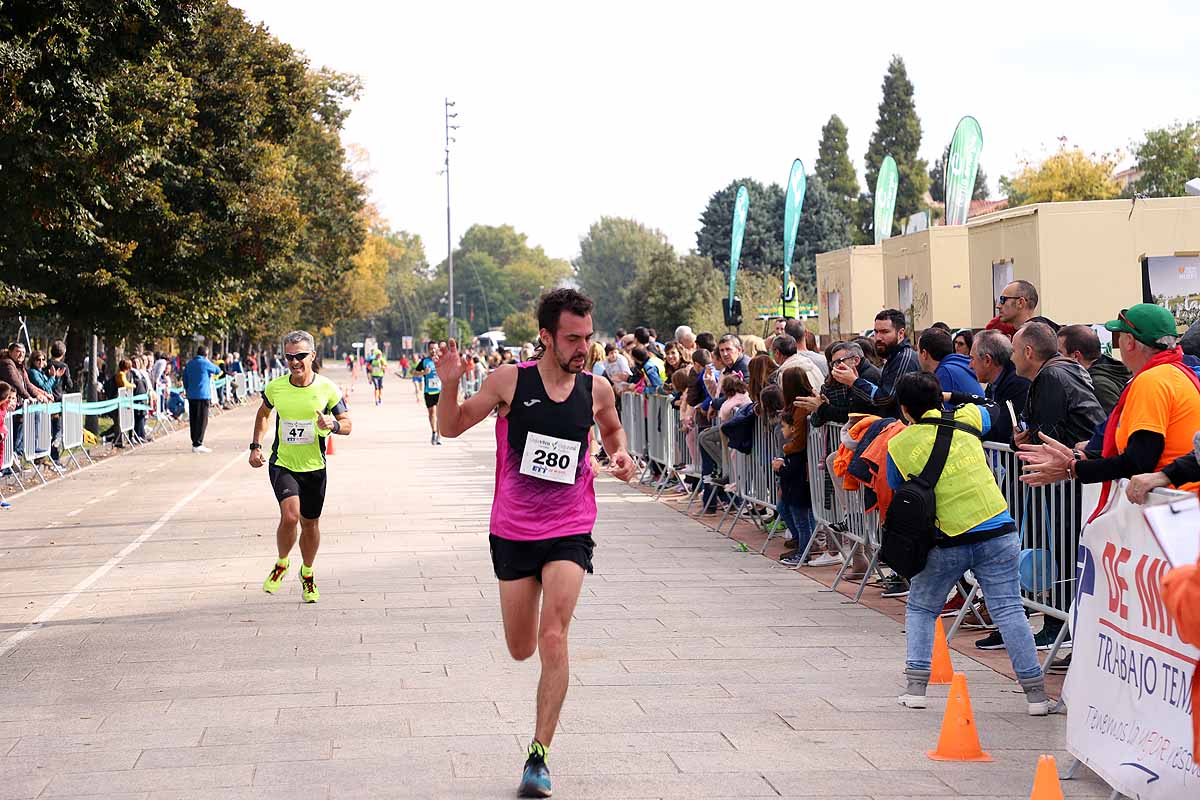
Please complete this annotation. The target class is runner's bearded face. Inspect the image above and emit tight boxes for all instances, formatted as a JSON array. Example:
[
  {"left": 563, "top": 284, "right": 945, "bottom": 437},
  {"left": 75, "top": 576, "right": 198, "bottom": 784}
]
[{"left": 544, "top": 313, "right": 593, "bottom": 374}]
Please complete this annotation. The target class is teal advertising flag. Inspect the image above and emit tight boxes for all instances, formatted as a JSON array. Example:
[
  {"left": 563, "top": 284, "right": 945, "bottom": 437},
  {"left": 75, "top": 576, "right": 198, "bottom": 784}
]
[
  {"left": 729, "top": 185, "right": 749, "bottom": 305},
  {"left": 944, "top": 116, "right": 983, "bottom": 226},
  {"left": 782, "top": 160, "right": 806, "bottom": 291},
  {"left": 873, "top": 155, "right": 898, "bottom": 245}
]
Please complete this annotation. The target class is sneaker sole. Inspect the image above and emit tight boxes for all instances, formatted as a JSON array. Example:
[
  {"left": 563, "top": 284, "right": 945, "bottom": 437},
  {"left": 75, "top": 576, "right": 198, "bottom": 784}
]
[
  {"left": 975, "top": 643, "right": 1006, "bottom": 651},
  {"left": 518, "top": 784, "right": 552, "bottom": 798},
  {"left": 897, "top": 694, "right": 928, "bottom": 709},
  {"left": 881, "top": 591, "right": 910, "bottom": 599}
]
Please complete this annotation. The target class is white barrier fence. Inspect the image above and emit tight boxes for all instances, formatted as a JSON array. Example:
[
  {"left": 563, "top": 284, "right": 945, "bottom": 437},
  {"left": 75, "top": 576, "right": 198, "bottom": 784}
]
[{"left": 1, "top": 370, "right": 279, "bottom": 502}]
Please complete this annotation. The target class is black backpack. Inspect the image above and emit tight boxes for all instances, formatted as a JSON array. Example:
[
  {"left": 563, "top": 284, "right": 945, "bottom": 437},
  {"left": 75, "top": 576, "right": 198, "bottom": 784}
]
[{"left": 880, "top": 411, "right": 980, "bottom": 579}]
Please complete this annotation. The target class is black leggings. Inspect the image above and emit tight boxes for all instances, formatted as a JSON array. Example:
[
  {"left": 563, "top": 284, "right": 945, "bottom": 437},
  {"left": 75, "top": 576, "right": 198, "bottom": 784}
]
[{"left": 188, "top": 399, "right": 210, "bottom": 447}]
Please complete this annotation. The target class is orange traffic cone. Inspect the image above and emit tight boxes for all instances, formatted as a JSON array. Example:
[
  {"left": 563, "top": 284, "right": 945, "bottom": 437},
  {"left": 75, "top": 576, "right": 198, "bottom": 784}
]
[
  {"left": 326, "top": 434, "right": 336, "bottom": 456},
  {"left": 930, "top": 617, "right": 954, "bottom": 685},
  {"left": 1029, "top": 755, "right": 1064, "bottom": 800},
  {"left": 927, "top": 672, "right": 992, "bottom": 762}
]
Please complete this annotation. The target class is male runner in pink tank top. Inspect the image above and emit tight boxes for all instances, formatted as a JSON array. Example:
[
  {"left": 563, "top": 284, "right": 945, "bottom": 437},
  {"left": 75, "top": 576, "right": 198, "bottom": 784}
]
[{"left": 434, "top": 289, "right": 636, "bottom": 798}]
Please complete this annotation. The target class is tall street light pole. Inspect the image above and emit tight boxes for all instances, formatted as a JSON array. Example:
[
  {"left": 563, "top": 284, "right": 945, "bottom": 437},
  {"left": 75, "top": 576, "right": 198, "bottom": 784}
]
[{"left": 444, "top": 98, "right": 459, "bottom": 341}]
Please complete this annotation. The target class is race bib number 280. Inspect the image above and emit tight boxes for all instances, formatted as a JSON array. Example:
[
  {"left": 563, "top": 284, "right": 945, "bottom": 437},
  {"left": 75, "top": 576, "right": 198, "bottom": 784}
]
[{"left": 519, "top": 432, "right": 577, "bottom": 485}]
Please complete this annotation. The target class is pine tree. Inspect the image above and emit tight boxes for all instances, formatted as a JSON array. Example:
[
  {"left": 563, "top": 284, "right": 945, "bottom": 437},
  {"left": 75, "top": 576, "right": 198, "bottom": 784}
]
[
  {"left": 815, "top": 114, "right": 860, "bottom": 233},
  {"left": 863, "top": 56, "right": 930, "bottom": 239}
]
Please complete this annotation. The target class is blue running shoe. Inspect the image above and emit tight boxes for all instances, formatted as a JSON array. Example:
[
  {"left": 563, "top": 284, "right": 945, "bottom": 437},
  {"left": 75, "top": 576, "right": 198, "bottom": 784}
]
[{"left": 518, "top": 746, "right": 552, "bottom": 798}]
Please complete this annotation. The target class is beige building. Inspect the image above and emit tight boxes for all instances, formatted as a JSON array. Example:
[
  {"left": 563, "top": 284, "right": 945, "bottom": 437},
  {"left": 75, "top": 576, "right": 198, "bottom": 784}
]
[
  {"left": 966, "top": 197, "right": 1200, "bottom": 327},
  {"left": 815, "top": 245, "right": 883, "bottom": 338},
  {"left": 881, "top": 226, "right": 973, "bottom": 331}
]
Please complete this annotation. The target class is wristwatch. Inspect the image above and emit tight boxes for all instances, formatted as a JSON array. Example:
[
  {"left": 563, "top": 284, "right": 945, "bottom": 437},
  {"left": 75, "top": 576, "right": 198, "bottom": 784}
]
[{"left": 249, "top": 443, "right": 262, "bottom": 451}]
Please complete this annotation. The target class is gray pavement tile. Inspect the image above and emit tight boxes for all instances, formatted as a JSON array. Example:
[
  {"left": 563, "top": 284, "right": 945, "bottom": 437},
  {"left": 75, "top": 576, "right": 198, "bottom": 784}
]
[
  {"left": 135, "top": 739, "right": 332, "bottom": 768},
  {"left": 42, "top": 764, "right": 255, "bottom": 796},
  {"left": 330, "top": 734, "right": 521, "bottom": 760},
  {"left": 252, "top": 756, "right": 452, "bottom": 786},
  {"left": 764, "top": 769, "right": 953, "bottom": 796}
]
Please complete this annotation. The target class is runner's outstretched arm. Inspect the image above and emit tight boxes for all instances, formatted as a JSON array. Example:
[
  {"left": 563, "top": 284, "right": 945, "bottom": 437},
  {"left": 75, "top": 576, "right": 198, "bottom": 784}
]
[
  {"left": 435, "top": 341, "right": 514, "bottom": 437},
  {"left": 591, "top": 376, "right": 637, "bottom": 482}
]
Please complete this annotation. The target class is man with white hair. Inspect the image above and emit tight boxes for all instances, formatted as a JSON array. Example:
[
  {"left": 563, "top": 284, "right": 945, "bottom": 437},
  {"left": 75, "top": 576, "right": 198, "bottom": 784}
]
[
  {"left": 674, "top": 325, "right": 696, "bottom": 356},
  {"left": 250, "top": 330, "right": 353, "bottom": 603}
]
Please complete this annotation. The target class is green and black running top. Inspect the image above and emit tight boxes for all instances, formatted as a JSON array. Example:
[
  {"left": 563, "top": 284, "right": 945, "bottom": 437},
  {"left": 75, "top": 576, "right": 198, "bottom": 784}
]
[{"left": 262, "top": 373, "right": 346, "bottom": 472}]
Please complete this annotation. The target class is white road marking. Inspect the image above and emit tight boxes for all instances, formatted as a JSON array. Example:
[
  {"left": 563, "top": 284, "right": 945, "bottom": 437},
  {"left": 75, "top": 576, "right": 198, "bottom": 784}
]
[{"left": 0, "top": 451, "right": 244, "bottom": 657}]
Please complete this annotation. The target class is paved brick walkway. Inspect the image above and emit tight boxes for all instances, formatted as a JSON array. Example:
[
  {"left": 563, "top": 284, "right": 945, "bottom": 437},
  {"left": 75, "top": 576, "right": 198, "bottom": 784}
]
[{"left": 0, "top": 367, "right": 1111, "bottom": 798}]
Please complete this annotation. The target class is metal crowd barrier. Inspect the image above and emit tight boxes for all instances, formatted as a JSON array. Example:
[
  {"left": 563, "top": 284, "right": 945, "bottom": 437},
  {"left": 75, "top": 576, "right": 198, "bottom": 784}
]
[
  {"left": 21, "top": 399, "right": 53, "bottom": 483},
  {"left": 61, "top": 393, "right": 88, "bottom": 468},
  {"left": 616, "top": 400, "right": 1122, "bottom": 623}
]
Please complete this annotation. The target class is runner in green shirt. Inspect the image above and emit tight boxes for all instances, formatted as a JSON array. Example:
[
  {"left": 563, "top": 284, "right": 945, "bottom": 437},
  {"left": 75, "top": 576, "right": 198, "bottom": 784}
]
[
  {"left": 369, "top": 348, "right": 387, "bottom": 406},
  {"left": 249, "top": 330, "right": 351, "bottom": 603}
]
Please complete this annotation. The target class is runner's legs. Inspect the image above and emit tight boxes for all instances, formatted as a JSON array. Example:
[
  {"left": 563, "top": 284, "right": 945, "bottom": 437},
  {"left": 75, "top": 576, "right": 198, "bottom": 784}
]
[
  {"left": 299, "top": 516, "right": 320, "bottom": 569},
  {"left": 534, "top": 560, "right": 585, "bottom": 747},
  {"left": 498, "top": 576, "right": 541, "bottom": 661},
  {"left": 276, "top": 496, "right": 301, "bottom": 559}
]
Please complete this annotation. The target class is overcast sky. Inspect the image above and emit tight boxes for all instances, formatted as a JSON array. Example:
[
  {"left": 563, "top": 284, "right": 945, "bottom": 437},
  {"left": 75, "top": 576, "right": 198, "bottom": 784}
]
[{"left": 233, "top": 0, "right": 1199, "bottom": 264}]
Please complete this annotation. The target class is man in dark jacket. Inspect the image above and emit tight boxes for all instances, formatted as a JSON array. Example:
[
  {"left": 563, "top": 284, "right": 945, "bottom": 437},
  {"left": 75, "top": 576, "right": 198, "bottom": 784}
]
[
  {"left": 967, "top": 330, "right": 1030, "bottom": 444},
  {"left": 834, "top": 309, "right": 920, "bottom": 420},
  {"left": 1013, "top": 323, "right": 1106, "bottom": 448},
  {"left": 1057, "top": 324, "right": 1131, "bottom": 415},
  {"left": 805, "top": 341, "right": 883, "bottom": 426}
]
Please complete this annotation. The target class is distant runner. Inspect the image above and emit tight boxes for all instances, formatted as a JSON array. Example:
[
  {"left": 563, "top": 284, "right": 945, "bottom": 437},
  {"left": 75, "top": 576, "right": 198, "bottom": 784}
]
[
  {"left": 434, "top": 289, "right": 636, "bottom": 798},
  {"left": 369, "top": 348, "right": 387, "bottom": 406},
  {"left": 249, "top": 330, "right": 351, "bottom": 603},
  {"left": 412, "top": 342, "right": 442, "bottom": 445}
]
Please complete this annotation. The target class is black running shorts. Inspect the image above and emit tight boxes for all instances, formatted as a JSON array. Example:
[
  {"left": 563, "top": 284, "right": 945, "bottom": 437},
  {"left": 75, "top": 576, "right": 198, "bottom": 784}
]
[
  {"left": 269, "top": 464, "right": 328, "bottom": 520},
  {"left": 424, "top": 392, "right": 440, "bottom": 409},
  {"left": 372, "top": 375, "right": 383, "bottom": 390},
  {"left": 488, "top": 533, "right": 595, "bottom": 582}
]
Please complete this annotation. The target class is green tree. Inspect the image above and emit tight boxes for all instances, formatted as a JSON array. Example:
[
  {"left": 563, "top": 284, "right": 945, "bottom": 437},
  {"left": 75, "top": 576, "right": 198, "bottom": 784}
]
[
  {"left": 435, "top": 224, "right": 569, "bottom": 331},
  {"left": 575, "top": 217, "right": 675, "bottom": 334},
  {"left": 421, "top": 313, "right": 470, "bottom": 343},
  {"left": 696, "top": 178, "right": 785, "bottom": 275},
  {"left": 627, "top": 252, "right": 722, "bottom": 337},
  {"left": 862, "top": 56, "right": 930, "bottom": 239},
  {"left": 1001, "top": 147, "right": 1120, "bottom": 206},
  {"left": 501, "top": 311, "right": 538, "bottom": 346},
  {"left": 1131, "top": 121, "right": 1200, "bottom": 197},
  {"left": 814, "top": 114, "right": 860, "bottom": 234},
  {"left": 928, "top": 144, "right": 989, "bottom": 203}
]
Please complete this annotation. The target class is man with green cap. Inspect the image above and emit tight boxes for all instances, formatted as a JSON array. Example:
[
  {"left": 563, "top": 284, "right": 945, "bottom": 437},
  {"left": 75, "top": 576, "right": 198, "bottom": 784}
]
[{"left": 1019, "top": 303, "right": 1200, "bottom": 498}]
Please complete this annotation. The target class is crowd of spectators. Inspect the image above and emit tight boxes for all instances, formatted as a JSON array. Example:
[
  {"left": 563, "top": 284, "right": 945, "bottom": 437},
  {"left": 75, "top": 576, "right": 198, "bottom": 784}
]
[{"left": 577, "top": 277, "right": 1200, "bottom": 738}]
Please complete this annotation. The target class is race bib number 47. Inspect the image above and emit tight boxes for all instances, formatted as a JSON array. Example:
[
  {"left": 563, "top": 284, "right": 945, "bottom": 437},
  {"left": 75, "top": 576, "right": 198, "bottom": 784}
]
[
  {"left": 282, "top": 419, "right": 315, "bottom": 445},
  {"left": 519, "top": 432, "right": 577, "bottom": 485}
]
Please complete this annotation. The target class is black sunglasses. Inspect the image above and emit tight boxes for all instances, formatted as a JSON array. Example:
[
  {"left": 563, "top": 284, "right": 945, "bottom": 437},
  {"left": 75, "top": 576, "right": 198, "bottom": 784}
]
[
  {"left": 1118, "top": 308, "right": 1138, "bottom": 332},
  {"left": 284, "top": 352, "right": 310, "bottom": 363}
]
